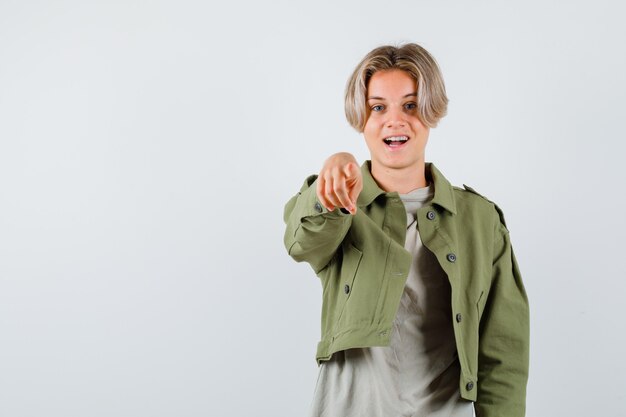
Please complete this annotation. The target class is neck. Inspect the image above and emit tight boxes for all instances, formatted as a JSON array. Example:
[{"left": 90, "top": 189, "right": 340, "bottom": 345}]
[{"left": 370, "top": 160, "right": 429, "bottom": 194}]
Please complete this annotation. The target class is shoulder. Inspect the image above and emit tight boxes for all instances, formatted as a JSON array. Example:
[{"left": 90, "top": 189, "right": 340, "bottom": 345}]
[{"left": 453, "top": 183, "right": 509, "bottom": 230}]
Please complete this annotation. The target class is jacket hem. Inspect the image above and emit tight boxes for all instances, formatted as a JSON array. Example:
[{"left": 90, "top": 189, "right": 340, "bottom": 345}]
[{"left": 315, "top": 324, "right": 394, "bottom": 366}]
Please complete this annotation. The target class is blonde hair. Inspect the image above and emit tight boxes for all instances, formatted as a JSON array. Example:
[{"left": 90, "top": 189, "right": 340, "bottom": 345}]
[{"left": 345, "top": 43, "right": 448, "bottom": 131}]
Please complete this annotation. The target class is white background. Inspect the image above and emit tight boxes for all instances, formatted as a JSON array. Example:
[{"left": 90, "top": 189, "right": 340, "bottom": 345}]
[{"left": 1, "top": 1, "right": 625, "bottom": 416}]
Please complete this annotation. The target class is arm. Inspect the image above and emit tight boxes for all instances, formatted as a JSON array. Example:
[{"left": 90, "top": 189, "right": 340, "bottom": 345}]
[
  {"left": 283, "top": 174, "right": 353, "bottom": 274},
  {"left": 475, "top": 211, "right": 530, "bottom": 417},
  {"left": 283, "top": 154, "right": 362, "bottom": 274}
]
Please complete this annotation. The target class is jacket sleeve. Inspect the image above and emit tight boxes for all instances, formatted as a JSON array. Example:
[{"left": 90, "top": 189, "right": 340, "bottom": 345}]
[
  {"left": 475, "top": 207, "right": 530, "bottom": 417},
  {"left": 283, "top": 174, "right": 353, "bottom": 274}
]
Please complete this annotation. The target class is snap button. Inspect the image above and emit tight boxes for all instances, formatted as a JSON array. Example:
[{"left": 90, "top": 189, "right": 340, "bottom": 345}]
[
  {"left": 427, "top": 211, "right": 436, "bottom": 220},
  {"left": 466, "top": 382, "right": 474, "bottom": 391},
  {"left": 344, "top": 284, "right": 350, "bottom": 294},
  {"left": 447, "top": 253, "right": 456, "bottom": 262},
  {"left": 456, "top": 313, "right": 463, "bottom": 323},
  {"left": 314, "top": 202, "right": 323, "bottom": 213}
]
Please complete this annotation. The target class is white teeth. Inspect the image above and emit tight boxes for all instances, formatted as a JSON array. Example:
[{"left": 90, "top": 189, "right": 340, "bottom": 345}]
[{"left": 384, "top": 136, "right": 409, "bottom": 142}]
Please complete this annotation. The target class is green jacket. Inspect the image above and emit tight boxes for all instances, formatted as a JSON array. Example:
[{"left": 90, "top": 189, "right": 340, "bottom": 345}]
[{"left": 283, "top": 160, "right": 529, "bottom": 417}]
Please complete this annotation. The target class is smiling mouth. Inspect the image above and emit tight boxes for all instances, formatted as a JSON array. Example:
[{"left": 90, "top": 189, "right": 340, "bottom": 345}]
[{"left": 383, "top": 135, "right": 409, "bottom": 147}]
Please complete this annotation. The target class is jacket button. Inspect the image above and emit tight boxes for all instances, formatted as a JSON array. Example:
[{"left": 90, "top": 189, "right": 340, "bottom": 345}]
[
  {"left": 466, "top": 382, "right": 474, "bottom": 391},
  {"left": 314, "top": 202, "right": 323, "bottom": 213},
  {"left": 344, "top": 284, "right": 350, "bottom": 294},
  {"left": 447, "top": 253, "right": 456, "bottom": 262},
  {"left": 426, "top": 211, "right": 436, "bottom": 220},
  {"left": 456, "top": 313, "right": 462, "bottom": 323}
]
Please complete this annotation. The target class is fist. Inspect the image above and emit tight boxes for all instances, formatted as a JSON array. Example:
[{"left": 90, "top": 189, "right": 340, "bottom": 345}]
[{"left": 316, "top": 152, "right": 363, "bottom": 215}]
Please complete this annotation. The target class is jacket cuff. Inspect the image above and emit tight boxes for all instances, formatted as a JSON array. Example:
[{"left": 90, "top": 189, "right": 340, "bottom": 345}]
[{"left": 296, "top": 174, "right": 352, "bottom": 218}]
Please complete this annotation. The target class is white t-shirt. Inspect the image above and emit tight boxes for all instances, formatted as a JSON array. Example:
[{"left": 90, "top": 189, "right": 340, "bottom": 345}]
[{"left": 307, "top": 183, "right": 474, "bottom": 417}]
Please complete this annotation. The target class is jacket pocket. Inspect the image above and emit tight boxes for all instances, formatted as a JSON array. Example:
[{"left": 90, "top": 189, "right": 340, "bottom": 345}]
[{"left": 334, "top": 243, "right": 363, "bottom": 324}]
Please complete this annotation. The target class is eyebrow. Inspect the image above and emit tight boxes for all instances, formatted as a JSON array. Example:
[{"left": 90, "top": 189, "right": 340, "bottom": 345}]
[{"left": 367, "top": 92, "right": 417, "bottom": 101}]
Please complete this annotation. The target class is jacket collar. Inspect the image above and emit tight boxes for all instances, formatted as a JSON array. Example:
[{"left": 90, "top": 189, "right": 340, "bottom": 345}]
[{"left": 358, "top": 160, "right": 457, "bottom": 215}]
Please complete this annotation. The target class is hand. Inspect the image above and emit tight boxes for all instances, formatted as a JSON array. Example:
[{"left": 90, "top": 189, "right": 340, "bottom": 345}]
[{"left": 316, "top": 152, "right": 363, "bottom": 215}]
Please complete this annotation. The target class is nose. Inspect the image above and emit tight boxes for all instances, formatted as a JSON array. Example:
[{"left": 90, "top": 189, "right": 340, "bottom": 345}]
[{"left": 385, "top": 106, "right": 407, "bottom": 129}]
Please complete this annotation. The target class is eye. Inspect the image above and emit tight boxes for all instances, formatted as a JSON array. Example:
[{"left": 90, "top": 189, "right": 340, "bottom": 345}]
[
  {"left": 371, "top": 104, "right": 384, "bottom": 112},
  {"left": 404, "top": 102, "right": 417, "bottom": 110}
]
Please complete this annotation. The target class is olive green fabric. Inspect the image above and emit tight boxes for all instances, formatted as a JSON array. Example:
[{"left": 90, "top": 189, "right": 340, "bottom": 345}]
[{"left": 283, "top": 160, "right": 530, "bottom": 417}]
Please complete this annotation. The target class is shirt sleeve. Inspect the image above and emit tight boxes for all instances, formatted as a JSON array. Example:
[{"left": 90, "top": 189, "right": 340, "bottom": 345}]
[
  {"left": 283, "top": 174, "right": 353, "bottom": 274},
  {"left": 475, "top": 209, "right": 530, "bottom": 417}
]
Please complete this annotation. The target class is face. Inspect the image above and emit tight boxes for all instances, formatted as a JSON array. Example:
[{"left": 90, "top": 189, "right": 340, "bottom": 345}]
[{"left": 363, "top": 69, "right": 430, "bottom": 173}]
